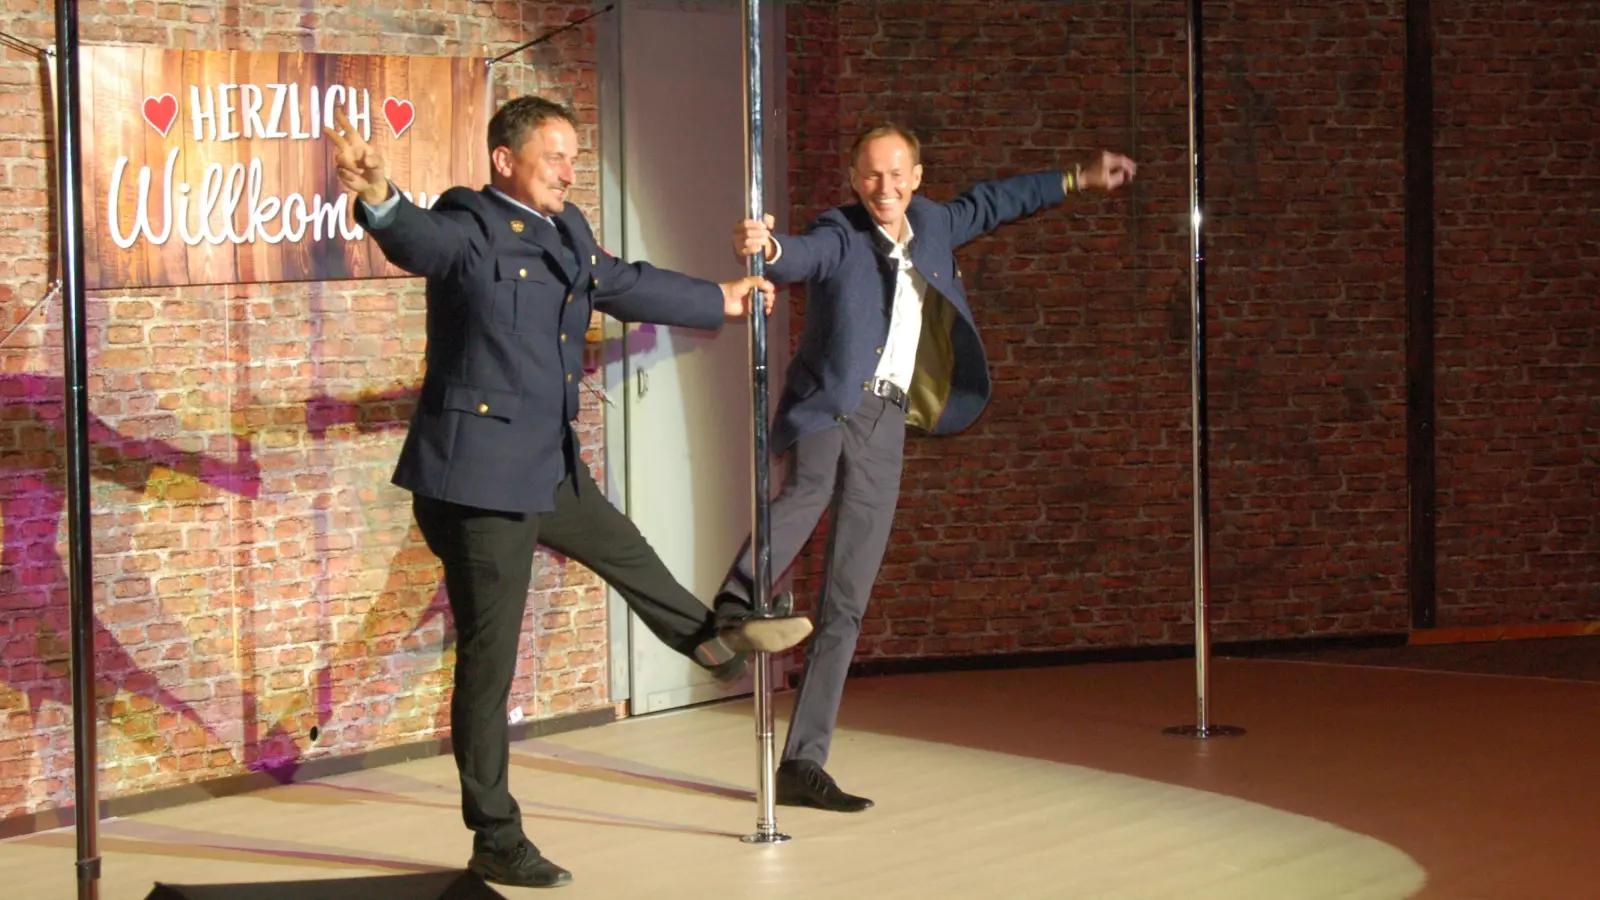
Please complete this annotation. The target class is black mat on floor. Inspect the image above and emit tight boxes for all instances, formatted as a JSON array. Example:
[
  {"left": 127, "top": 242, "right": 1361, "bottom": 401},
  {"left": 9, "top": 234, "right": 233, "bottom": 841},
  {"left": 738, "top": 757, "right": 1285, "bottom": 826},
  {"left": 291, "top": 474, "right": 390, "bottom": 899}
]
[{"left": 145, "top": 870, "right": 503, "bottom": 899}]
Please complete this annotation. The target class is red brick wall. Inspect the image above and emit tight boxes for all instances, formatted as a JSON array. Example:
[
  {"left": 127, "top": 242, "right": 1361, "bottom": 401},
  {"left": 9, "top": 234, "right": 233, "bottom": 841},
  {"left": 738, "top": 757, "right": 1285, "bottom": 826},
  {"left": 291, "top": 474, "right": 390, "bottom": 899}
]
[
  {"left": 1203, "top": 2, "right": 1412, "bottom": 638},
  {"left": 0, "top": 1, "right": 609, "bottom": 827},
  {"left": 2, "top": 0, "right": 1596, "bottom": 830},
  {"left": 788, "top": 0, "right": 1205, "bottom": 654},
  {"left": 1433, "top": 3, "right": 1600, "bottom": 626},
  {"left": 785, "top": 0, "right": 1595, "bottom": 659}
]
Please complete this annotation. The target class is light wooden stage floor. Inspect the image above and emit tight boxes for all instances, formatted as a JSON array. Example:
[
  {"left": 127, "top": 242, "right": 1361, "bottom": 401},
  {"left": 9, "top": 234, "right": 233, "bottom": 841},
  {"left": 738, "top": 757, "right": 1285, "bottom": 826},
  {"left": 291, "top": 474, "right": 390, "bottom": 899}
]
[{"left": 3, "top": 657, "right": 1596, "bottom": 899}]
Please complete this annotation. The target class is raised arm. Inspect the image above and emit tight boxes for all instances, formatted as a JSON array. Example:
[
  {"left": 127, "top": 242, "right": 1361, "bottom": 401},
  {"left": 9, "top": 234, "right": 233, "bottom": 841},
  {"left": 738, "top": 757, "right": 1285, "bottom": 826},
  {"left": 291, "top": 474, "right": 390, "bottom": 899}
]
[
  {"left": 589, "top": 251, "right": 726, "bottom": 330},
  {"left": 354, "top": 188, "right": 489, "bottom": 282},
  {"left": 731, "top": 210, "right": 851, "bottom": 284},
  {"left": 329, "top": 108, "right": 485, "bottom": 281},
  {"left": 943, "top": 151, "right": 1138, "bottom": 247},
  {"left": 573, "top": 215, "right": 774, "bottom": 329},
  {"left": 941, "top": 172, "right": 1065, "bottom": 248}
]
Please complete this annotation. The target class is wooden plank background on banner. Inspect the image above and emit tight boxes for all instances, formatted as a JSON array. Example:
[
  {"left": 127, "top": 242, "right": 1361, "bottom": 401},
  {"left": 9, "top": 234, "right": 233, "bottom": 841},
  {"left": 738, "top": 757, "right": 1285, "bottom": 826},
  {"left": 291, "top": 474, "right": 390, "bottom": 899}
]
[{"left": 80, "top": 46, "right": 489, "bottom": 290}]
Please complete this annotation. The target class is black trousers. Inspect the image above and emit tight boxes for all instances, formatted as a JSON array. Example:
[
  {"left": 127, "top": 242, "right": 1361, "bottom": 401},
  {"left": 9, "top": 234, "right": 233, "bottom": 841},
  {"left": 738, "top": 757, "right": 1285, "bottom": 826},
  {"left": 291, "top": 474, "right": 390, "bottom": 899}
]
[{"left": 413, "top": 461, "right": 715, "bottom": 849}]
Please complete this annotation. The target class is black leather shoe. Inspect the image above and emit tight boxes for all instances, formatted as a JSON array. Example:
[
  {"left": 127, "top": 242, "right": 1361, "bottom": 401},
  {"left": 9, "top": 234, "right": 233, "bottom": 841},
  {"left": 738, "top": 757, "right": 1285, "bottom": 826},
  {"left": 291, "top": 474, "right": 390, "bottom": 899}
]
[
  {"left": 468, "top": 838, "right": 573, "bottom": 888},
  {"left": 776, "top": 760, "right": 874, "bottom": 812}
]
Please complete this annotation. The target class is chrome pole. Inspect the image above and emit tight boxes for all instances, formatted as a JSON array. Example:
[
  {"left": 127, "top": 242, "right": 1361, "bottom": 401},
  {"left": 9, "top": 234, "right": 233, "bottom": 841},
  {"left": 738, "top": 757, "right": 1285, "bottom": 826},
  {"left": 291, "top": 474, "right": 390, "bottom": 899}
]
[
  {"left": 53, "top": 0, "right": 104, "bottom": 894},
  {"left": 738, "top": 0, "right": 789, "bottom": 845},
  {"left": 1166, "top": 0, "right": 1243, "bottom": 741}
]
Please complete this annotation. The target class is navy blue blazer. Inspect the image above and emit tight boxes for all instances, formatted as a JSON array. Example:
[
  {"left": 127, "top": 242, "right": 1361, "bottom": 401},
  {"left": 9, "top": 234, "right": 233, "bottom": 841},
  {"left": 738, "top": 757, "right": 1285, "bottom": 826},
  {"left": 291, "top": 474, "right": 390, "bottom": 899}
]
[
  {"left": 357, "top": 187, "right": 725, "bottom": 514},
  {"left": 766, "top": 171, "right": 1066, "bottom": 451}
]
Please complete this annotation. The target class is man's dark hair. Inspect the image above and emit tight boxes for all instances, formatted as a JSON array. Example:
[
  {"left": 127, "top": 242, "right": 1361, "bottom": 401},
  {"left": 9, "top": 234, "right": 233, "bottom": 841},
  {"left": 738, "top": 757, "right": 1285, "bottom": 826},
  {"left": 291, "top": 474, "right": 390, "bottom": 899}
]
[
  {"left": 849, "top": 122, "right": 922, "bottom": 168},
  {"left": 487, "top": 96, "right": 578, "bottom": 155}
]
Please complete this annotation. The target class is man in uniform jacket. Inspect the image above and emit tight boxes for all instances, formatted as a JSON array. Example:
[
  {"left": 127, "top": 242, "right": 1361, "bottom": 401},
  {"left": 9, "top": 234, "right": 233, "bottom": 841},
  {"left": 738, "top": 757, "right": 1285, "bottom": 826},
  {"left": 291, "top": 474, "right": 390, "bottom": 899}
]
[
  {"left": 721, "top": 123, "right": 1137, "bottom": 813},
  {"left": 328, "top": 97, "right": 812, "bottom": 889}
]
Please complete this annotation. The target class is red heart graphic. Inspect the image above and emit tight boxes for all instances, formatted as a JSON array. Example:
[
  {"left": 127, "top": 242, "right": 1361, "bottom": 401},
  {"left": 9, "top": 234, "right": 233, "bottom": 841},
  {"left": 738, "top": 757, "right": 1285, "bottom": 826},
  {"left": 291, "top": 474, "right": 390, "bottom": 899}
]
[
  {"left": 142, "top": 93, "right": 178, "bottom": 138},
  {"left": 383, "top": 97, "right": 415, "bottom": 138}
]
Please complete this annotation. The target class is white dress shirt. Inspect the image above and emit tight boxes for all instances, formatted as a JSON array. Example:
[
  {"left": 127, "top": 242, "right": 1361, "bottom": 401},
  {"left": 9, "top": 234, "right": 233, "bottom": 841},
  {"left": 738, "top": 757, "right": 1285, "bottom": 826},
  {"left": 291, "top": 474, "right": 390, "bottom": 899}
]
[
  {"left": 872, "top": 221, "right": 926, "bottom": 393},
  {"left": 767, "top": 217, "right": 926, "bottom": 394}
]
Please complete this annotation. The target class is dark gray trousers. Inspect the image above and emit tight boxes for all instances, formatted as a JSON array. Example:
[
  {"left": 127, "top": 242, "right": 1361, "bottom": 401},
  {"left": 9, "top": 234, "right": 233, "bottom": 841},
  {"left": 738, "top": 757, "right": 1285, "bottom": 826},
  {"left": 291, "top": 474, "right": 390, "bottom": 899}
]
[{"left": 717, "top": 392, "right": 906, "bottom": 765}]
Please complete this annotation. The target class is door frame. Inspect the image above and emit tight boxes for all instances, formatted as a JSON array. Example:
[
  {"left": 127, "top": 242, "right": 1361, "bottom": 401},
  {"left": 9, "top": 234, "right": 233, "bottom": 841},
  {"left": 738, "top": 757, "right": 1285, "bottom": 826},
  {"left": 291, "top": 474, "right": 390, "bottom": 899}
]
[{"left": 596, "top": 0, "right": 791, "bottom": 712}]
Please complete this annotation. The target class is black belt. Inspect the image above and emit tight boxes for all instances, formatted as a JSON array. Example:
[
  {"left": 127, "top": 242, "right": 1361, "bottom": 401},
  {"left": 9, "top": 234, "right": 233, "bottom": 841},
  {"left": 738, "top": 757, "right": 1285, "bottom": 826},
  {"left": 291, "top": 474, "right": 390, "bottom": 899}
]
[{"left": 865, "top": 377, "right": 908, "bottom": 411}]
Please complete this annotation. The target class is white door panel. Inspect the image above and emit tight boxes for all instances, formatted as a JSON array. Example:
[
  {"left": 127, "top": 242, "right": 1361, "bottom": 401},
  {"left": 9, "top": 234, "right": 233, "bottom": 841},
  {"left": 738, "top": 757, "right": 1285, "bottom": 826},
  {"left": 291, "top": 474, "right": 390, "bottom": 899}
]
[{"left": 601, "top": 0, "right": 789, "bottom": 715}]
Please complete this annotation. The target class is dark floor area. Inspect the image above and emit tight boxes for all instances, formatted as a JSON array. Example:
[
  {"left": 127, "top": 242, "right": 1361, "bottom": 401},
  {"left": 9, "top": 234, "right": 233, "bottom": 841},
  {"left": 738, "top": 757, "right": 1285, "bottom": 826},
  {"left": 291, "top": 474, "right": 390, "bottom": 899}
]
[{"left": 1254, "top": 635, "right": 1600, "bottom": 682}]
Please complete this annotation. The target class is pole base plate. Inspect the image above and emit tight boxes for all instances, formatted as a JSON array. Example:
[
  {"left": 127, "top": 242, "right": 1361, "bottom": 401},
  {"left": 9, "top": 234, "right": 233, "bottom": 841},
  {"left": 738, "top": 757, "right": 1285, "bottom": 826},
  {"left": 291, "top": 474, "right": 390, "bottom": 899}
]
[
  {"left": 1163, "top": 724, "right": 1246, "bottom": 739},
  {"left": 741, "top": 831, "right": 792, "bottom": 844}
]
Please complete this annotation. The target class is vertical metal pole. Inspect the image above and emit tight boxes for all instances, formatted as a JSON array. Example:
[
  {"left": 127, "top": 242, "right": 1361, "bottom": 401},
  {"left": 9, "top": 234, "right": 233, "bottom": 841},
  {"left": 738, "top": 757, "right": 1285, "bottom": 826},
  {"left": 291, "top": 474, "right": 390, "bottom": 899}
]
[
  {"left": 738, "top": 0, "right": 788, "bottom": 846},
  {"left": 53, "top": 0, "right": 103, "bottom": 894},
  {"left": 1166, "top": 0, "right": 1242, "bottom": 741}
]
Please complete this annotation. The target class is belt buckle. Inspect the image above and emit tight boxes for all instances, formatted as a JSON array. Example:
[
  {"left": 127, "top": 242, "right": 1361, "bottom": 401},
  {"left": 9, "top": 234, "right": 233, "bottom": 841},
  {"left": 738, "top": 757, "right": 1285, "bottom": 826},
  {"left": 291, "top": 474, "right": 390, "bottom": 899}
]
[{"left": 871, "top": 378, "right": 906, "bottom": 411}]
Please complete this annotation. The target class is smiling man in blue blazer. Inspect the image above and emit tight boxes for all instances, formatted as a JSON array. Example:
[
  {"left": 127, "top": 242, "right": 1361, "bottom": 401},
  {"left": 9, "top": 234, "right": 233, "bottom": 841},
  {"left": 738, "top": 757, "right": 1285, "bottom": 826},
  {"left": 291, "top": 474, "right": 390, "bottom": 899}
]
[
  {"left": 329, "top": 97, "right": 814, "bottom": 889},
  {"left": 720, "top": 123, "right": 1137, "bottom": 812}
]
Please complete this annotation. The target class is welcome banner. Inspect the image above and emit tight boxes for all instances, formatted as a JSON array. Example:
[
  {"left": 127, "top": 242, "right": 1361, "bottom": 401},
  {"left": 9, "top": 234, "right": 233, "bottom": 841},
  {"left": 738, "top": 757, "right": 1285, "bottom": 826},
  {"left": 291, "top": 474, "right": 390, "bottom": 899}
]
[{"left": 80, "top": 46, "right": 489, "bottom": 289}]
